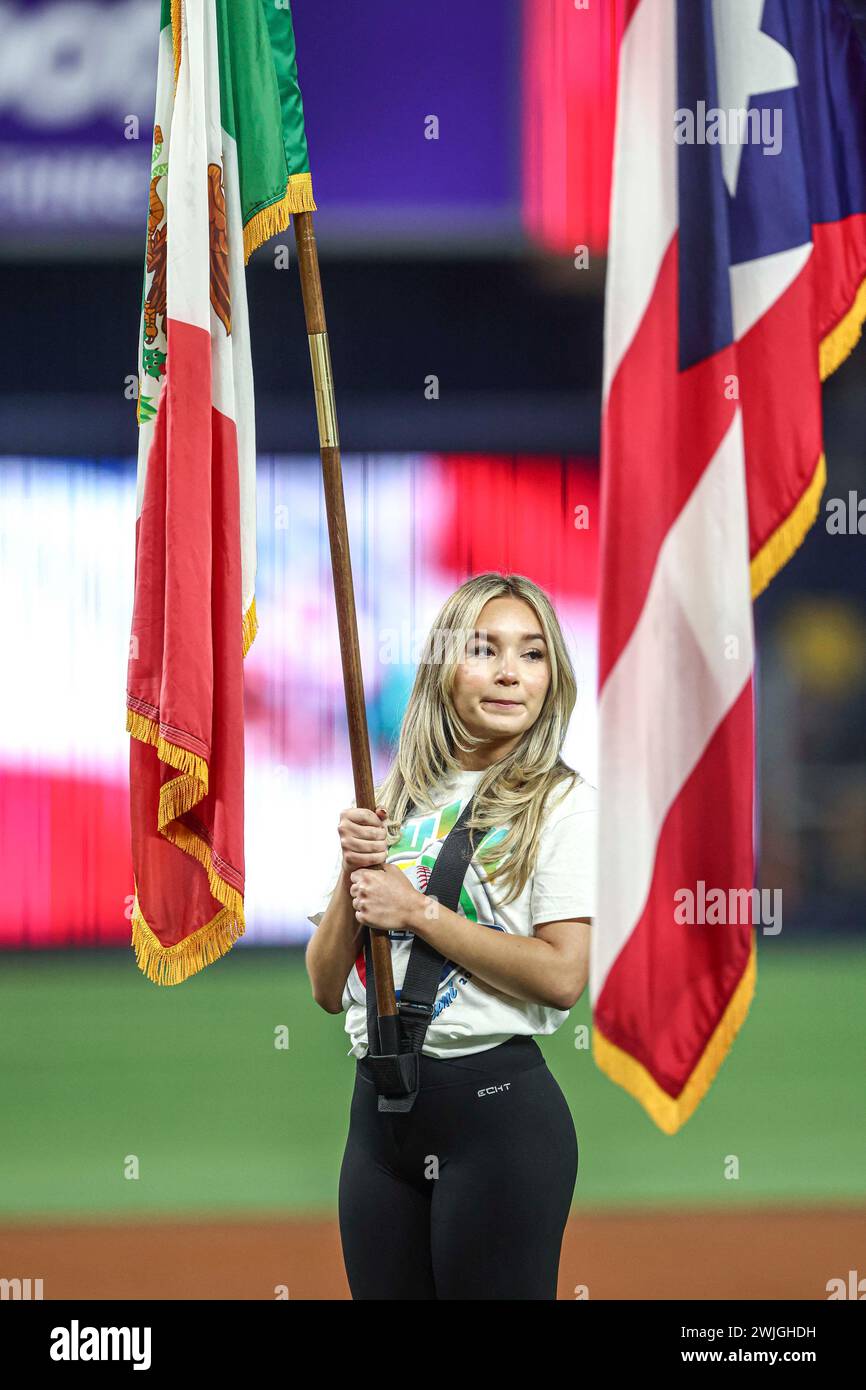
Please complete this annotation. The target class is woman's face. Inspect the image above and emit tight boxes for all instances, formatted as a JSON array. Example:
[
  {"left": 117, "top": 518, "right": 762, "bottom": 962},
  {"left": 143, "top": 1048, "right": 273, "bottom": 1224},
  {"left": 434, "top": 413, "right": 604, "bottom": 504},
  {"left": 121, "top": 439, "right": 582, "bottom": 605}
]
[{"left": 450, "top": 596, "right": 552, "bottom": 768}]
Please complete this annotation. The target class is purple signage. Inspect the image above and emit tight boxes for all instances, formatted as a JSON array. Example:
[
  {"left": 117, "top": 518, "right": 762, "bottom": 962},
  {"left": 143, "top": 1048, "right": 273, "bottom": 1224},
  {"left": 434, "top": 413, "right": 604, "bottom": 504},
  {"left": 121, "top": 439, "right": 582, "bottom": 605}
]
[{"left": 0, "top": 0, "right": 520, "bottom": 253}]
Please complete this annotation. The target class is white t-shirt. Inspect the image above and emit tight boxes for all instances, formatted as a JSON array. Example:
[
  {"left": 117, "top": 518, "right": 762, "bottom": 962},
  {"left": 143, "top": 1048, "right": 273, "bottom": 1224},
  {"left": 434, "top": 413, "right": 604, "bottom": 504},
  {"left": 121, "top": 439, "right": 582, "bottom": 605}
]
[{"left": 306, "top": 768, "right": 597, "bottom": 1060}]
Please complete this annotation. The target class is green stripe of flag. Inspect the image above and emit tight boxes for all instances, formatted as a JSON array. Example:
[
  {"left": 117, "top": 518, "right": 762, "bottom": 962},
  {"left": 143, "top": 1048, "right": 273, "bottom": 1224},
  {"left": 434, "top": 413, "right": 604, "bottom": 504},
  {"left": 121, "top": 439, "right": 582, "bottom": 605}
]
[{"left": 162, "top": 0, "right": 316, "bottom": 264}]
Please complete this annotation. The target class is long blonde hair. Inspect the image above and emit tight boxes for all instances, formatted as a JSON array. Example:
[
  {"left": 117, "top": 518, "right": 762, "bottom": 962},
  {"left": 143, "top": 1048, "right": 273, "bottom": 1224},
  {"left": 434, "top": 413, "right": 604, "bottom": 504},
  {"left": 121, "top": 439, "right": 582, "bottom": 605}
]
[{"left": 374, "top": 571, "right": 585, "bottom": 905}]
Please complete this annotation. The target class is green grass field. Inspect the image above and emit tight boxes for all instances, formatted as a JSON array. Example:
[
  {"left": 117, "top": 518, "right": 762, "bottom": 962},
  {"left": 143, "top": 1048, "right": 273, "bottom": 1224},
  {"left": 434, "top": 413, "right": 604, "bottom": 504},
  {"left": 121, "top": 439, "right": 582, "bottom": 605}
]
[{"left": 1, "top": 941, "right": 863, "bottom": 1220}]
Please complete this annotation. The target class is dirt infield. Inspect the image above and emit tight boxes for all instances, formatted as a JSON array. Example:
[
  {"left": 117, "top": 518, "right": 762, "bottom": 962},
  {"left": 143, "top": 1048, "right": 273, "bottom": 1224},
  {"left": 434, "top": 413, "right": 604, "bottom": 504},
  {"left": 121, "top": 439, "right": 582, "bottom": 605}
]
[{"left": 1, "top": 1207, "right": 862, "bottom": 1300}]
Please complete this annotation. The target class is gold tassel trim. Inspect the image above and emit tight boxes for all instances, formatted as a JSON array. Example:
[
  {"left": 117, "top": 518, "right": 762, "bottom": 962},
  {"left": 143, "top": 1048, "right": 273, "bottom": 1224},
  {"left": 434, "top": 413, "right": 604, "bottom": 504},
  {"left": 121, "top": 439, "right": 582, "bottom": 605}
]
[
  {"left": 592, "top": 935, "right": 757, "bottom": 1136},
  {"left": 158, "top": 773, "right": 201, "bottom": 828},
  {"left": 819, "top": 275, "right": 866, "bottom": 382},
  {"left": 242, "top": 593, "right": 259, "bottom": 657},
  {"left": 242, "top": 174, "right": 317, "bottom": 266},
  {"left": 750, "top": 452, "right": 826, "bottom": 599},
  {"left": 131, "top": 887, "right": 244, "bottom": 987},
  {"left": 126, "top": 592, "right": 256, "bottom": 981},
  {"left": 125, "top": 707, "right": 209, "bottom": 798}
]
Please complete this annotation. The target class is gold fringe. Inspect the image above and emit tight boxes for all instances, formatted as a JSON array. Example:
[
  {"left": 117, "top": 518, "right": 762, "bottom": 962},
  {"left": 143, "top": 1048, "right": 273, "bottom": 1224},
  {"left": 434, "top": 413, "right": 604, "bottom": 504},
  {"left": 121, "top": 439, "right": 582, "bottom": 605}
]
[
  {"left": 131, "top": 886, "right": 244, "bottom": 987},
  {"left": 592, "top": 935, "right": 757, "bottom": 1135},
  {"left": 242, "top": 174, "right": 317, "bottom": 266},
  {"left": 158, "top": 773, "right": 200, "bottom": 829},
  {"left": 242, "top": 593, "right": 259, "bottom": 657},
  {"left": 750, "top": 453, "right": 826, "bottom": 600},
  {"left": 820, "top": 275, "right": 866, "bottom": 381},
  {"left": 126, "top": 589, "right": 256, "bottom": 981},
  {"left": 125, "top": 707, "right": 209, "bottom": 797},
  {"left": 126, "top": 700, "right": 247, "bottom": 983},
  {"left": 171, "top": 0, "right": 182, "bottom": 94}
]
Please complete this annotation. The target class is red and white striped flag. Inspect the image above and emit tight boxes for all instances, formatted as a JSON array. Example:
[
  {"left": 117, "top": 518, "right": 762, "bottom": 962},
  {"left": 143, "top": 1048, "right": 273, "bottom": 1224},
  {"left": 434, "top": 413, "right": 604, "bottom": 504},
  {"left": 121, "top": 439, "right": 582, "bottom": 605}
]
[{"left": 593, "top": 0, "right": 866, "bottom": 1131}]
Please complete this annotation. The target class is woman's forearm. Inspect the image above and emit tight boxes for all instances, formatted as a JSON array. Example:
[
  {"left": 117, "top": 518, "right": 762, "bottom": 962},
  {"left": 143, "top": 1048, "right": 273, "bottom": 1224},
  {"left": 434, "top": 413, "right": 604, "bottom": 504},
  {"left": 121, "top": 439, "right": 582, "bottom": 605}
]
[
  {"left": 305, "top": 869, "right": 365, "bottom": 1013},
  {"left": 406, "top": 895, "right": 571, "bottom": 1010}
]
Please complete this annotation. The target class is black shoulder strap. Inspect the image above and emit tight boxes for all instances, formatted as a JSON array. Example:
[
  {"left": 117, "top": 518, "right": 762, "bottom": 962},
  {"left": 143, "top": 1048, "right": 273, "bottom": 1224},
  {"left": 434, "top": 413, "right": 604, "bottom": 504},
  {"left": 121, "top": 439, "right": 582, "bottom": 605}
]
[{"left": 365, "top": 794, "right": 480, "bottom": 1058}]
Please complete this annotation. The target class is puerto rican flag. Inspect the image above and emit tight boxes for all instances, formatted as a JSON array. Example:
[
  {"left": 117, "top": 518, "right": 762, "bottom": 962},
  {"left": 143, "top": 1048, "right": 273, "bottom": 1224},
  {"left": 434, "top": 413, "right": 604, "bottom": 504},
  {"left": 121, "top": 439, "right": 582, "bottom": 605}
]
[{"left": 593, "top": 0, "right": 866, "bottom": 1132}]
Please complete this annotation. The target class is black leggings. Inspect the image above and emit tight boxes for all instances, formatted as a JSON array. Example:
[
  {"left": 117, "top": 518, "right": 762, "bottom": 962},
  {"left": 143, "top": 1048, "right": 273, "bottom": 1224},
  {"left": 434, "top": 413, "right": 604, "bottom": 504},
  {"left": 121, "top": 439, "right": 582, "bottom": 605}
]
[{"left": 338, "top": 1035, "right": 578, "bottom": 1300}]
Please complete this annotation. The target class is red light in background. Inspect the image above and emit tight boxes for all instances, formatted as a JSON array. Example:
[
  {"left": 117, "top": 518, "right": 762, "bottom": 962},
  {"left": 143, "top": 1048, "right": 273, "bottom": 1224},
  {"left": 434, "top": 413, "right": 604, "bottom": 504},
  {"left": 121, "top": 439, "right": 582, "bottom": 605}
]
[
  {"left": 522, "top": 0, "right": 627, "bottom": 256},
  {"left": 432, "top": 454, "right": 599, "bottom": 602}
]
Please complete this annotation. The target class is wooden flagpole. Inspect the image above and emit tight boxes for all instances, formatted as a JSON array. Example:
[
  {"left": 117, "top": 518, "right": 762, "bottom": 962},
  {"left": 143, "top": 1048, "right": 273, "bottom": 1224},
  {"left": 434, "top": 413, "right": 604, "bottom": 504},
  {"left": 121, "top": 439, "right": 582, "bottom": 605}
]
[{"left": 292, "top": 210, "right": 400, "bottom": 1054}]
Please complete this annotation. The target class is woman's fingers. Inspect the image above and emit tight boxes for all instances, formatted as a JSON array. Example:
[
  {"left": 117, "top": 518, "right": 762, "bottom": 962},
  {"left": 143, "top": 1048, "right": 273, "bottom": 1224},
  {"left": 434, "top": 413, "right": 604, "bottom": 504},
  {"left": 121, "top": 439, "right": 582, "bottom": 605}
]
[
  {"left": 341, "top": 805, "right": 387, "bottom": 830},
  {"left": 340, "top": 830, "right": 386, "bottom": 853},
  {"left": 340, "top": 832, "right": 388, "bottom": 868},
  {"left": 338, "top": 805, "right": 389, "bottom": 873},
  {"left": 341, "top": 825, "right": 386, "bottom": 846},
  {"left": 339, "top": 808, "right": 387, "bottom": 846},
  {"left": 342, "top": 849, "right": 388, "bottom": 869},
  {"left": 340, "top": 827, "right": 386, "bottom": 851}
]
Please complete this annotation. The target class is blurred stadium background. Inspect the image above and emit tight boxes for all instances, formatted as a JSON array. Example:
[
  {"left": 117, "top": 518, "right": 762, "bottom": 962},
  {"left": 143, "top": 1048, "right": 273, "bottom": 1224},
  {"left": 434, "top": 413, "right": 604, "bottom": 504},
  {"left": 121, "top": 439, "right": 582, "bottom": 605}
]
[{"left": 0, "top": 0, "right": 863, "bottom": 1299}]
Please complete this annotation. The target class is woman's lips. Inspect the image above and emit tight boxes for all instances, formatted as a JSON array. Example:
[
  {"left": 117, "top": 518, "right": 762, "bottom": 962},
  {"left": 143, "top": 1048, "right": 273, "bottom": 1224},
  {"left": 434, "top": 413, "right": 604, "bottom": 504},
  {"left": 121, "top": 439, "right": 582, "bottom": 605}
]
[{"left": 482, "top": 699, "right": 522, "bottom": 707}]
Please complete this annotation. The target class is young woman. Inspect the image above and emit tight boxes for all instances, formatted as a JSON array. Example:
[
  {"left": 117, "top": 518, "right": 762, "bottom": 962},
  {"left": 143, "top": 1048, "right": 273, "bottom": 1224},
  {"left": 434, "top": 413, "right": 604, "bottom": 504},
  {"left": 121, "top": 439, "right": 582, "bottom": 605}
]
[{"left": 305, "top": 571, "right": 597, "bottom": 1301}]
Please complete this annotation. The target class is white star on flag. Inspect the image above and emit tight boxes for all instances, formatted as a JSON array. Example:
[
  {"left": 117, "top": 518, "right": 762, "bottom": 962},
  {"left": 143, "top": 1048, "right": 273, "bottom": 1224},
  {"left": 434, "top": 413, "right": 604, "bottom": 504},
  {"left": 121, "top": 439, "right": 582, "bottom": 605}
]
[{"left": 712, "top": 0, "right": 799, "bottom": 197}]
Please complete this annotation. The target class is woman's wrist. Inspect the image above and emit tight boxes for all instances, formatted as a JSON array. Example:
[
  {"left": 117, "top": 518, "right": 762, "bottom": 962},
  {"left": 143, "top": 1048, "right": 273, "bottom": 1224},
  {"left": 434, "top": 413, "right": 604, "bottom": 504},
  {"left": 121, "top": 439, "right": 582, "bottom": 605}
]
[{"left": 408, "top": 889, "right": 438, "bottom": 938}]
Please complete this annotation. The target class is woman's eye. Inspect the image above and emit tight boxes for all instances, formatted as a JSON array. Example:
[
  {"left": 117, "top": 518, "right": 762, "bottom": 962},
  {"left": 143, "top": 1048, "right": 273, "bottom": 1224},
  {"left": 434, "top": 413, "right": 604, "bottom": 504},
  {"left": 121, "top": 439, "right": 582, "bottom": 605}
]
[{"left": 468, "top": 644, "right": 544, "bottom": 660}]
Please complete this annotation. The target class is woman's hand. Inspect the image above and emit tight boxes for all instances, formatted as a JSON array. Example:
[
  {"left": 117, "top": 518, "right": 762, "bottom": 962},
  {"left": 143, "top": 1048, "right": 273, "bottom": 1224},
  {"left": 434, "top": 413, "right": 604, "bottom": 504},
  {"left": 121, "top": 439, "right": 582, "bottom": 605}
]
[
  {"left": 349, "top": 863, "right": 427, "bottom": 933},
  {"left": 337, "top": 804, "right": 389, "bottom": 873}
]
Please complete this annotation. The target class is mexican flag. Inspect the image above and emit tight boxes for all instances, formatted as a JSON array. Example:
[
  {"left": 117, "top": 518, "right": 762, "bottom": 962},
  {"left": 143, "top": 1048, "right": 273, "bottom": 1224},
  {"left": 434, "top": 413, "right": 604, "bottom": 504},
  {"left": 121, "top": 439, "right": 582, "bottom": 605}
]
[{"left": 126, "top": 0, "right": 314, "bottom": 984}]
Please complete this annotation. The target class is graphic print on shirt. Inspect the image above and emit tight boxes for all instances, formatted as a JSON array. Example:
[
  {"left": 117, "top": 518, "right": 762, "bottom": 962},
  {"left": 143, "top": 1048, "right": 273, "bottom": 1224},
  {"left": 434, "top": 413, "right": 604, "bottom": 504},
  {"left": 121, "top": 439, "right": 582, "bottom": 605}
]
[{"left": 353, "top": 795, "right": 510, "bottom": 1019}]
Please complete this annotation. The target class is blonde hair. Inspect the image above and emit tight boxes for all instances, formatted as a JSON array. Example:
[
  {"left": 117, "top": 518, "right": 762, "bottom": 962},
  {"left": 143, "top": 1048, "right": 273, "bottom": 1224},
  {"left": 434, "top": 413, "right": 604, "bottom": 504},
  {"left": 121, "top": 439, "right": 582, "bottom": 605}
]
[{"left": 373, "top": 571, "right": 585, "bottom": 905}]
